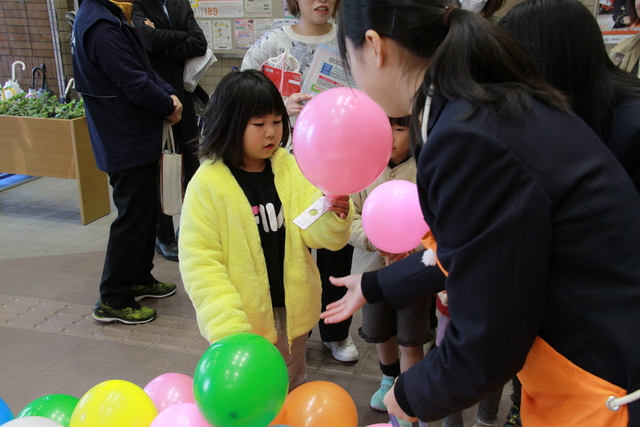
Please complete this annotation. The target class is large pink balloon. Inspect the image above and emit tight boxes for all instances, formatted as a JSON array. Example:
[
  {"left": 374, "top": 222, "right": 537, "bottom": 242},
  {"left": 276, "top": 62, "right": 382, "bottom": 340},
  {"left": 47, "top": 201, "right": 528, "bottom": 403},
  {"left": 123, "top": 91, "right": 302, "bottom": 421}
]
[
  {"left": 362, "top": 180, "right": 430, "bottom": 254},
  {"left": 293, "top": 87, "right": 392, "bottom": 196},
  {"left": 144, "top": 373, "right": 195, "bottom": 413},
  {"left": 149, "top": 403, "right": 211, "bottom": 427}
]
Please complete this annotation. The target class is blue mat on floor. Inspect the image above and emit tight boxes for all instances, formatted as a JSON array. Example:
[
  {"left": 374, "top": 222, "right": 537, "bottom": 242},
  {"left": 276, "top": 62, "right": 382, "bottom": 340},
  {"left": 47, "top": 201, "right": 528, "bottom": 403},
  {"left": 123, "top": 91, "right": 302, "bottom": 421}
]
[{"left": 0, "top": 173, "right": 37, "bottom": 191}]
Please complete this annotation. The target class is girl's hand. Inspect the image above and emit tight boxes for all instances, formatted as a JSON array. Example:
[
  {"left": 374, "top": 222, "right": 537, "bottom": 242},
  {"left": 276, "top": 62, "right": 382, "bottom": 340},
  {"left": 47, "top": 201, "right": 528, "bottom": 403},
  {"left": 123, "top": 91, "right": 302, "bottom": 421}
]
[
  {"left": 325, "top": 194, "right": 350, "bottom": 220},
  {"left": 384, "top": 383, "right": 419, "bottom": 424},
  {"left": 286, "top": 93, "right": 313, "bottom": 116},
  {"left": 383, "top": 251, "right": 410, "bottom": 266},
  {"left": 320, "top": 274, "right": 366, "bottom": 324}
]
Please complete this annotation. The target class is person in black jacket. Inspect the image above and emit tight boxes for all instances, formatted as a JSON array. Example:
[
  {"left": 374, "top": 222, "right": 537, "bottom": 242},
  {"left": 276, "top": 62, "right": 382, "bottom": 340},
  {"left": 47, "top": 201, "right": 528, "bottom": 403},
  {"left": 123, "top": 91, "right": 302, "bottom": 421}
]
[
  {"left": 500, "top": 0, "right": 640, "bottom": 194},
  {"left": 321, "top": 0, "right": 640, "bottom": 425},
  {"left": 132, "top": 0, "right": 207, "bottom": 261},
  {"left": 72, "top": 0, "right": 181, "bottom": 324}
]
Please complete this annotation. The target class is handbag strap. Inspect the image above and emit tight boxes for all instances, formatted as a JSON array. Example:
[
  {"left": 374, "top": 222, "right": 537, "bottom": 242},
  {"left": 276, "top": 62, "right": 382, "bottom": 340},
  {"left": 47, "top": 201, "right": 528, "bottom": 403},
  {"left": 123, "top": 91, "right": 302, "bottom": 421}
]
[{"left": 163, "top": 120, "right": 176, "bottom": 153}]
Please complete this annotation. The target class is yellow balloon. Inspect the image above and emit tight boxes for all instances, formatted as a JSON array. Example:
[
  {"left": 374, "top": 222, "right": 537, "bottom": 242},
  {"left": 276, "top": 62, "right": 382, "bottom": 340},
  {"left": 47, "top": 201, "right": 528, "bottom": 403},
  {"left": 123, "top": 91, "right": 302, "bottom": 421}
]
[{"left": 69, "top": 380, "right": 157, "bottom": 427}]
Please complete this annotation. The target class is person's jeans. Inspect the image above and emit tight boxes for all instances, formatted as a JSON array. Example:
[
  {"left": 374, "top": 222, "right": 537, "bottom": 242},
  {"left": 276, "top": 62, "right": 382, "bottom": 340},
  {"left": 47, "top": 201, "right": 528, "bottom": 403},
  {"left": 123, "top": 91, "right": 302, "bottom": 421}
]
[{"left": 442, "top": 385, "right": 504, "bottom": 427}]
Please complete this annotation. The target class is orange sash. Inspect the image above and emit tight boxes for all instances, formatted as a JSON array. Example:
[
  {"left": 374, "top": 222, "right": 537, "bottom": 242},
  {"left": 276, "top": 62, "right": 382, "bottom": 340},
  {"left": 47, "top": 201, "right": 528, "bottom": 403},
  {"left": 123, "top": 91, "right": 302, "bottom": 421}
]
[
  {"left": 519, "top": 337, "right": 628, "bottom": 426},
  {"left": 421, "top": 232, "right": 629, "bottom": 426}
]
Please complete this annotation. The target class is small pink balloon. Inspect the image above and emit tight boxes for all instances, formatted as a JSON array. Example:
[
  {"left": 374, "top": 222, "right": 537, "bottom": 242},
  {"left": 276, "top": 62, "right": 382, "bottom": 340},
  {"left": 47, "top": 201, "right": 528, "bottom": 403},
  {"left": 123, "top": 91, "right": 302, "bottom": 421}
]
[
  {"left": 362, "top": 180, "right": 430, "bottom": 254},
  {"left": 365, "top": 424, "right": 393, "bottom": 427},
  {"left": 293, "top": 87, "right": 392, "bottom": 196},
  {"left": 144, "top": 373, "right": 195, "bottom": 413},
  {"left": 150, "top": 403, "right": 212, "bottom": 427}
]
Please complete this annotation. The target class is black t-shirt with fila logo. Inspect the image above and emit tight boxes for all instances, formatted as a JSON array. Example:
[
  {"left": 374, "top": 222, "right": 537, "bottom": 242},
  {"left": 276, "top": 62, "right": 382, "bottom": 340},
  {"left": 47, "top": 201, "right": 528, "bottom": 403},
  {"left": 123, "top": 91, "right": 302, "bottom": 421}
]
[{"left": 229, "top": 162, "right": 286, "bottom": 307}]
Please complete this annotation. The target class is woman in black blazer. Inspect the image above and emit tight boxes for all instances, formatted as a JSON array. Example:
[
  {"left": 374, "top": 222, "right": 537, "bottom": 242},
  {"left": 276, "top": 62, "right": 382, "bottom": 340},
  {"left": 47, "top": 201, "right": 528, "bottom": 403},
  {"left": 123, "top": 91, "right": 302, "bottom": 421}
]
[
  {"left": 321, "top": 0, "right": 640, "bottom": 425},
  {"left": 132, "top": 0, "right": 207, "bottom": 260}
]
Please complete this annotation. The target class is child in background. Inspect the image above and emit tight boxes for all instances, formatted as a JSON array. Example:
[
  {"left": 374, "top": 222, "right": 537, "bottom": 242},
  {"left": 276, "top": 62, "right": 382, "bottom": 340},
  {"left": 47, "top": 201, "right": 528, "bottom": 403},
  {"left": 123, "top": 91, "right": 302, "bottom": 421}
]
[
  {"left": 241, "top": 0, "right": 359, "bottom": 363},
  {"left": 241, "top": 0, "right": 340, "bottom": 117},
  {"left": 350, "top": 116, "right": 432, "bottom": 427},
  {"left": 178, "top": 70, "right": 353, "bottom": 390}
]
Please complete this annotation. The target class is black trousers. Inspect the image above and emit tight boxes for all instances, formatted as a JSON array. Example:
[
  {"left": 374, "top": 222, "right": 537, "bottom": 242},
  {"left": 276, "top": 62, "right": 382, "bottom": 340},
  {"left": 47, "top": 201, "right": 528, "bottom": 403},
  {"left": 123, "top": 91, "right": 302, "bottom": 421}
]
[
  {"left": 316, "top": 244, "right": 354, "bottom": 342},
  {"left": 100, "top": 162, "right": 159, "bottom": 308}
]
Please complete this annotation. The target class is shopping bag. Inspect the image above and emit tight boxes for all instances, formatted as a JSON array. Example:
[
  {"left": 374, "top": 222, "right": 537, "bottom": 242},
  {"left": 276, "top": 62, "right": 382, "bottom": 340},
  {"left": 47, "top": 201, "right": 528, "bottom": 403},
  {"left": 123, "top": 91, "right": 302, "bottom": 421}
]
[
  {"left": 261, "top": 53, "right": 302, "bottom": 98},
  {"left": 159, "top": 121, "right": 183, "bottom": 215},
  {"left": 184, "top": 48, "right": 217, "bottom": 92}
]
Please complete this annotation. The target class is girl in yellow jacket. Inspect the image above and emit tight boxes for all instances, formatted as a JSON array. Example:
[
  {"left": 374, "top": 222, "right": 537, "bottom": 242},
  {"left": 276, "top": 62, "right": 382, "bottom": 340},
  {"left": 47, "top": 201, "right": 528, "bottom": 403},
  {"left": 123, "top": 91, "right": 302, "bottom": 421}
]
[{"left": 179, "top": 69, "right": 353, "bottom": 390}]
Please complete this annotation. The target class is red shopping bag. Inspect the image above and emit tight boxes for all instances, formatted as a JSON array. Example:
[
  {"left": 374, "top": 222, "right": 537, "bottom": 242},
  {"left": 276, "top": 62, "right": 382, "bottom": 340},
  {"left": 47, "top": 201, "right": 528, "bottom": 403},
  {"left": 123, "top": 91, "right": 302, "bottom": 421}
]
[{"left": 261, "top": 53, "right": 302, "bottom": 98}]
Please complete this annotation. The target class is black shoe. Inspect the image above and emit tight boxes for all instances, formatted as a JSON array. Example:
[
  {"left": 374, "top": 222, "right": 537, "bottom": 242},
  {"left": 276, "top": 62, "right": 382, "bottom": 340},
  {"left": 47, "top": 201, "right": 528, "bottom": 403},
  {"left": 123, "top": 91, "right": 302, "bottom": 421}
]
[{"left": 155, "top": 238, "right": 179, "bottom": 261}]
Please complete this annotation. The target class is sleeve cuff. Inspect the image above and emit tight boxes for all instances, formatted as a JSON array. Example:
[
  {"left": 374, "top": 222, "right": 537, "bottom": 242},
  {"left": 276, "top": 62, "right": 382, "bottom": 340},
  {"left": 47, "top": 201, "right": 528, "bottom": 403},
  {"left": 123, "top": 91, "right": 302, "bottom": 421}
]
[
  {"left": 394, "top": 374, "right": 416, "bottom": 417},
  {"left": 361, "top": 271, "right": 385, "bottom": 304}
]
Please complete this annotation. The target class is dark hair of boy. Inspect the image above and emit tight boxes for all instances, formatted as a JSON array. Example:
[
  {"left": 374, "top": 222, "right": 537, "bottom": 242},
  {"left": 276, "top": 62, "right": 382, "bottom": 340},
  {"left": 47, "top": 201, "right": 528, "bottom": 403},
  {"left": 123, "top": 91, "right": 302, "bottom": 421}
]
[
  {"left": 286, "top": 0, "right": 342, "bottom": 18},
  {"left": 500, "top": 0, "right": 640, "bottom": 142},
  {"left": 389, "top": 115, "right": 411, "bottom": 127},
  {"left": 199, "top": 69, "right": 291, "bottom": 167},
  {"left": 337, "top": 0, "right": 569, "bottom": 144}
]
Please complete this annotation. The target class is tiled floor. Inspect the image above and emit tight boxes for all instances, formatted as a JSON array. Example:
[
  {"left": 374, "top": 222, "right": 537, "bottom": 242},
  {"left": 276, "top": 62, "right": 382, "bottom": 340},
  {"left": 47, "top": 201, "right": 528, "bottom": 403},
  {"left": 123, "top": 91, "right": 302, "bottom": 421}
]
[{"left": 0, "top": 177, "right": 513, "bottom": 426}]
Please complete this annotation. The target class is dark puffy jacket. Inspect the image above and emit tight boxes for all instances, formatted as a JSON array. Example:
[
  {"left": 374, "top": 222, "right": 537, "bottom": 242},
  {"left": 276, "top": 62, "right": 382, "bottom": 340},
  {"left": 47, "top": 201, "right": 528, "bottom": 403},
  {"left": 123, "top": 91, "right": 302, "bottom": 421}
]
[{"left": 71, "top": 0, "right": 177, "bottom": 172}]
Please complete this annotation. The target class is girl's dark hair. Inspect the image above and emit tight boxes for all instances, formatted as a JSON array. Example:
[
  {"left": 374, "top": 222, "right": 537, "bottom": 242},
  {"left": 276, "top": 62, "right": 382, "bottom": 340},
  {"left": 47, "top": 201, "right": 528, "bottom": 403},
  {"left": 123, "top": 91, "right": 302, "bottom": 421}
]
[
  {"left": 480, "top": 0, "right": 506, "bottom": 18},
  {"left": 286, "top": 0, "right": 341, "bottom": 18},
  {"left": 389, "top": 116, "right": 411, "bottom": 127},
  {"left": 199, "top": 69, "right": 290, "bottom": 167},
  {"left": 500, "top": 0, "right": 640, "bottom": 142},
  {"left": 337, "top": 0, "right": 569, "bottom": 143}
]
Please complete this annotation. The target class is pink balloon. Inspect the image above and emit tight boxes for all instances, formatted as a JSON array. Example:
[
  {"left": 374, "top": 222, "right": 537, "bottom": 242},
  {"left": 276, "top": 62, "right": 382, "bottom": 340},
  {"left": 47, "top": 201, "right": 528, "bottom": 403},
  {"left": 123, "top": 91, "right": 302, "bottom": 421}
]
[
  {"left": 365, "top": 424, "right": 393, "bottom": 427},
  {"left": 144, "top": 373, "right": 195, "bottom": 413},
  {"left": 362, "top": 180, "right": 430, "bottom": 254},
  {"left": 293, "top": 87, "right": 392, "bottom": 196},
  {"left": 150, "top": 403, "right": 211, "bottom": 427}
]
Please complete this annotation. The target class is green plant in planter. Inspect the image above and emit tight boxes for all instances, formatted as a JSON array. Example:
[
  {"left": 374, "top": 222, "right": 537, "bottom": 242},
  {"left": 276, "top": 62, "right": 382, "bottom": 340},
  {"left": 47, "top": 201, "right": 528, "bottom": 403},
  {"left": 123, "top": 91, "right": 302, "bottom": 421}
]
[{"left": 0, "top": 92, "right": 85, "bottom": 119}]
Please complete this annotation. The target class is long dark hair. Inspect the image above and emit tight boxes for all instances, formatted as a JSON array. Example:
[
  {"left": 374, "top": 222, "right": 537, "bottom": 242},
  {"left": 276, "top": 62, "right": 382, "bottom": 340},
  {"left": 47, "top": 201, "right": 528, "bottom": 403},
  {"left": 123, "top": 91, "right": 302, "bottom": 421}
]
[
  {"left": 199, "top": 70, "right": 290, "bottom": 167},
  {"left": 500, "top": 0, "right": 640, "bottom": 142},
  {"left": 337, "top": 0, "right": 568, "bottom": 143}
]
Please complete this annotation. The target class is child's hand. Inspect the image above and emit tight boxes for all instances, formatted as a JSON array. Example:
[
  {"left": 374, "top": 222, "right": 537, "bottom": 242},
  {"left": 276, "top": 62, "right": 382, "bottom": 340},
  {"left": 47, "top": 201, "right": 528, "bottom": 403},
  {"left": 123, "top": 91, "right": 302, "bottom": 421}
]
[
  {"left": 325, "top": 194, "right": 350, "bottom": 220},
  {"left": 286, "top": 93, "right": 313, "bottom": 116}
]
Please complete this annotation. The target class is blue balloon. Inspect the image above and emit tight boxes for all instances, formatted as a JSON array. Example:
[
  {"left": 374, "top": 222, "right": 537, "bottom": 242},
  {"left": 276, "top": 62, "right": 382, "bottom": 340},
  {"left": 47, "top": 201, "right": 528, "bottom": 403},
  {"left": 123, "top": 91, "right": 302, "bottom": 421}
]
[{"left": 0, "top": 397, "right": 14, "bottom": 424}]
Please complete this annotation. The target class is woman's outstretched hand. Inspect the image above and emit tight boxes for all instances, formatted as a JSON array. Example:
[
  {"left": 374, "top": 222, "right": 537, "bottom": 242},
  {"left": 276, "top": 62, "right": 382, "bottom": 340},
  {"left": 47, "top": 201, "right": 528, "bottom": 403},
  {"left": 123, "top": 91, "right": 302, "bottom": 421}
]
[{"left": 320, "top": 274, "right": 366, "bottom": 324}]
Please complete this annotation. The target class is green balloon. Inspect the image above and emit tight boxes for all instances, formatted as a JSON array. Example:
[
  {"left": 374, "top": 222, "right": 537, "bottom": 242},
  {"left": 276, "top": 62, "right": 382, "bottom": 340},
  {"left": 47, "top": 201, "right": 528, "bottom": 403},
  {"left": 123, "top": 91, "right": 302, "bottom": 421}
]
[
  {"left": 17, "top": 394, "right": 79, "bottom": 427},
  {"left": 194, "top": 332, "right": 289, "bottom": 427}
]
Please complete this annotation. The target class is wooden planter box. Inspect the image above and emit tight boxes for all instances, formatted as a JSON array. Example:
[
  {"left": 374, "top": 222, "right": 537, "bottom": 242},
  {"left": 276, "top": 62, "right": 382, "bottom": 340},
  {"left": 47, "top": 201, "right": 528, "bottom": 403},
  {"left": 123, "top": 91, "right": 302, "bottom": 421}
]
[{"left": 0, "top": 115, "right": 110, "bottom": 225}]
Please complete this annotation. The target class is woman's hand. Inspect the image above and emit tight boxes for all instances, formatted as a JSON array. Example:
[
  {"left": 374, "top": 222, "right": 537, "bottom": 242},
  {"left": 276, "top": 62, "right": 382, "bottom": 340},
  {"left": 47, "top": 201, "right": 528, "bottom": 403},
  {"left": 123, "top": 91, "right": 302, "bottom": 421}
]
[
  {"left": 320, "top": 274, "right": 366, "bottom": 324},
  {"left": 325, "top": 194, "right": 350, "bottom": 220},
  {"left": 384, "top": 383, "right": 419, "bottom": 424},
  {"left": 144, "top": 18, "right": 155, "bottom": 28},
  {"left": 286, "top": 92, "right": 313, "bottom": 116}
]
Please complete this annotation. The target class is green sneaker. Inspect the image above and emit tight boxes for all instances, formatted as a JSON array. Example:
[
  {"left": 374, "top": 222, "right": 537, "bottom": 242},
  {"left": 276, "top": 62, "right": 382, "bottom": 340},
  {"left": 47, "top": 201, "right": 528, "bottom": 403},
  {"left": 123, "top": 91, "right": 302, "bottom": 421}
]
[
  {"left": 370, "top": 374, "right": 395, "bottom": 411},
  {"left": 93, "top": 299, "right": 156, "bottom": 324},
  {"left": 503, "top": 404, "right": 522, "bottom": 427},
  {"left": 132, "top": 282, "right": 177, "bottom": 302}
]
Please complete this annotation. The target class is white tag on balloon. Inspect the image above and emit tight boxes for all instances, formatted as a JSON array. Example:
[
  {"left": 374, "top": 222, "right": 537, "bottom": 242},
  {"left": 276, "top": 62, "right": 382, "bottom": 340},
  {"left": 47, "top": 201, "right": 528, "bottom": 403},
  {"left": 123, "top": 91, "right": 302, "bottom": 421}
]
[{"left": 293, "top": 196, "right": 331, "bottom": 230}]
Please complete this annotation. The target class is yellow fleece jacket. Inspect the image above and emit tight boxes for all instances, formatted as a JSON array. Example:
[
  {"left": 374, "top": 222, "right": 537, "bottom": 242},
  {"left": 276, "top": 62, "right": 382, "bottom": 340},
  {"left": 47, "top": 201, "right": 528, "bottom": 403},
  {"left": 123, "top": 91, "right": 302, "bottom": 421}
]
[{"left": 179, "top": 148, "right": 353, "bottom": 344}]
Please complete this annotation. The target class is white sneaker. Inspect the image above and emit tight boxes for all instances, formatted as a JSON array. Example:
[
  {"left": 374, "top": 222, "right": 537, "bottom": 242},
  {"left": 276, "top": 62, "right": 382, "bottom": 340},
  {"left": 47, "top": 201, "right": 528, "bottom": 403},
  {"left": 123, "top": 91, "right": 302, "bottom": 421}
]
[{"left": 323, "top": 336, "right": 359, "bottom": 362}]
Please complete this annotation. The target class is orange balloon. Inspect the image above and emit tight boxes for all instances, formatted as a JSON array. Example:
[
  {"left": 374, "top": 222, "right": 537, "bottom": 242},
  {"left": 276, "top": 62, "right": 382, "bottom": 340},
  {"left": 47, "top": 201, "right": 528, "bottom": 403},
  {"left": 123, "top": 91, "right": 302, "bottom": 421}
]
[{"left": 280, "top": 381, "right": 358, "bottom": 427}]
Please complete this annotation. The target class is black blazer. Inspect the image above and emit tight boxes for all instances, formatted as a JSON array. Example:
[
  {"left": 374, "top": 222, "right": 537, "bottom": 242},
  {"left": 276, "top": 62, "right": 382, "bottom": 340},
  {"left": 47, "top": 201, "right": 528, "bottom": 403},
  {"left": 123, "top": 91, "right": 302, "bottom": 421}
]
[
  {"left": 365, "top": 96, "right": 640, "bottom": 423},
  {"left": 132, "top": 0, "right": 207, "bottom": 98}
]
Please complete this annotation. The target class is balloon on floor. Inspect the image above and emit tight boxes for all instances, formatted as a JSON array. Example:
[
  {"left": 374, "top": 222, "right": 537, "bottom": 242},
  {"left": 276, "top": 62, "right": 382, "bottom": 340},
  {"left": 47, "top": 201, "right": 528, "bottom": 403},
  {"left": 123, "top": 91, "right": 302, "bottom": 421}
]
[
  {"left": 68, "top": 380, "right": 157, "bottom": 427},
  {"left": 144, "top": 373, "right": 195, "bottom": 413},
  {"left": 278, "top": 381, "right": 358, "bottom": 427},
  {"left": 0, "top": 397, "right": 14, "bottom": 425},
  {"left": 293, "top": 87, "right": 392, "bottom": 196},
  {"left": 2, "top": 417, "right": 63, "bottom": 427},
  {"left": 17, "top": 394, "right": 78, "bottom": 427},
  {"left": 193, "top": 332, "right": 289, "bottom": 427}
]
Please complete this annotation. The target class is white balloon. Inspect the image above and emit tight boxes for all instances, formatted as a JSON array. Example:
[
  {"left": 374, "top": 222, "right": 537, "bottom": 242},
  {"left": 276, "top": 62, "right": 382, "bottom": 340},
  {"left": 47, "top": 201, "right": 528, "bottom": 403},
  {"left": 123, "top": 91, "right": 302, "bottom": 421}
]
[{"left": 3, "top": 416, "right": 64, "bottom": 427}]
